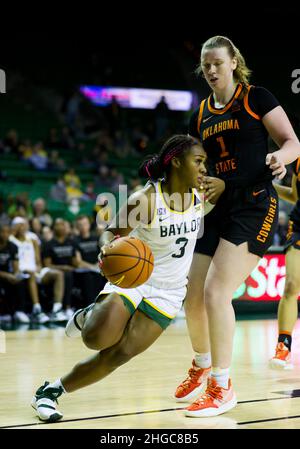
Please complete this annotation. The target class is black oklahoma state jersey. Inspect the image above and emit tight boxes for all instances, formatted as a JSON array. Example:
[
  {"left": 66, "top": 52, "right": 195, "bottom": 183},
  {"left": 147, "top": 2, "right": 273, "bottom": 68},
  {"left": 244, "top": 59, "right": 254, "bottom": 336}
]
[
  {"left": 290, "top": 157, "right": 300, "bottom": 224},
  {"left": 189, "top": 83, "right": 280, "bottom": 187}
]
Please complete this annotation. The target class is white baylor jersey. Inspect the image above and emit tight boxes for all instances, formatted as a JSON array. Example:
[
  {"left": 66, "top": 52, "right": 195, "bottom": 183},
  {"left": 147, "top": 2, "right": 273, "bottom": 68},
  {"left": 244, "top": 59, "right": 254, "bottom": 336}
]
[
  {"left": 130, "top": 180, "right": 203, "bottom": 289},
  {"left": 9, "top": 236, "right": 37, "bottom": 272}
]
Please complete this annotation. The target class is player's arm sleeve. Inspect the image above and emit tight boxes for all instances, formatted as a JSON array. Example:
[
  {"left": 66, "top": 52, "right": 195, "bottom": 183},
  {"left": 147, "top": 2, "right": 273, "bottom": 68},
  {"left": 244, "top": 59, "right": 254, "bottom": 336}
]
[
  {"left": 188, "top": 108, "right": 201, "bottom": 139},
  {"left": 248, "top": 86, "right": 280, "bottom": 118}
]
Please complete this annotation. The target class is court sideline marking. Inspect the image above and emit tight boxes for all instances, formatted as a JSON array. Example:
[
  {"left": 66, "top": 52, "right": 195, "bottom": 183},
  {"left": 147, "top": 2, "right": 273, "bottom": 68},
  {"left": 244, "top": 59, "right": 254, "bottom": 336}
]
[{"left": 0, "top": 395, "right": 298, "bottom": 429}]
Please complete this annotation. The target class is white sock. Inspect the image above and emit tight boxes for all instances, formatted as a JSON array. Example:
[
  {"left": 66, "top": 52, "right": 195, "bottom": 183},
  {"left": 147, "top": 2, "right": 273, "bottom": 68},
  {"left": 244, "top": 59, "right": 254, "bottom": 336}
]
[
  {"left": 211, "top": 367, "right": 230, "bottom": 388},
  {"left": 45, "top": 378, "right": 67, "bottom": 394},
  {"left": 52, "top": 302, "right": 62, "bottom": 313},
  {"left": 33, "top": 303, "right": 41, "bottom": 314},
  {"left": 194, "top": 352, "right": 211, "bottom": 369}
]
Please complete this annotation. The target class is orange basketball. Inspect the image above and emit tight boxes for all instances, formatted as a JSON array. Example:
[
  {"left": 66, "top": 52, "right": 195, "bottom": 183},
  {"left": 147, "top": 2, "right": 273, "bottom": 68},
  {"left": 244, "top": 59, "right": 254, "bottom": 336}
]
[{"left": 101, "top": 236, "right": 154, "bottom": 288}]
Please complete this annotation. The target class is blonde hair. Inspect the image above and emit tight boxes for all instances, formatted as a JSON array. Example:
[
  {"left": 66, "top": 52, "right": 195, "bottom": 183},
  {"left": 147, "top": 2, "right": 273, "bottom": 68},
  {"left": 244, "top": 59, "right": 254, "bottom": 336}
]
[{"left": 196, "top": 35, "right": 252, "bottom": 86}]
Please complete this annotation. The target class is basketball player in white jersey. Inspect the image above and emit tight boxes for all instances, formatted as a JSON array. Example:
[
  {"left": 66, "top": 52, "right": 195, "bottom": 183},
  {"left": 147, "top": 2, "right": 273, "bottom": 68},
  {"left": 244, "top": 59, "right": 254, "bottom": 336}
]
[
  {"left": 10, "top": 217, "right": 67, "bottom": 323},
  {"left": 31, "top": 134, "right": 224, "bottom": 422}
]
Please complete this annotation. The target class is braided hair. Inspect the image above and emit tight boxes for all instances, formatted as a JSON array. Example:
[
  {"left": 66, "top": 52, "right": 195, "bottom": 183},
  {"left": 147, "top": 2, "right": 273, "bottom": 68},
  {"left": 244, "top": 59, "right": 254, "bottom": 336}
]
[{"left": 139, "top": 134, "right": 200, "bottom": 180}]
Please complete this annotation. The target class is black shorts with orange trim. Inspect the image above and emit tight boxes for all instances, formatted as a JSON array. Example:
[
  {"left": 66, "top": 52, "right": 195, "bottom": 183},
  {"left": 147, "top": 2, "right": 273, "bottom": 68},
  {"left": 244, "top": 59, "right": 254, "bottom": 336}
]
[
  {"left": 194, "top": 182, "right": 278, "bottom": 258},
  {"left": 284, "top": 219, "right": 300, "bottom": 252}
]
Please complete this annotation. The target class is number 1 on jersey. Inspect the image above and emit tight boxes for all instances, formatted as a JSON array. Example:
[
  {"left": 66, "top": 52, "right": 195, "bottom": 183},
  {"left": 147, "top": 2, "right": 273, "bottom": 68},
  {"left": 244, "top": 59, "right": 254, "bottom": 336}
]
[{"left": 216, "top": 136, "right": 229, "bottom": 158}]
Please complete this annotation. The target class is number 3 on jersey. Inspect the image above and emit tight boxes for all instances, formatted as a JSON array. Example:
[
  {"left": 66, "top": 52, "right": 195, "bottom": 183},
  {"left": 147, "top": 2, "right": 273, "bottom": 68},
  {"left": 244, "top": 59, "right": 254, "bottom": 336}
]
[
  {"left": 172, "top": 237, "right": 188, "bottom": 258},
  {"left": 216, "top": 136, "right": 229, "bottom": 158}
]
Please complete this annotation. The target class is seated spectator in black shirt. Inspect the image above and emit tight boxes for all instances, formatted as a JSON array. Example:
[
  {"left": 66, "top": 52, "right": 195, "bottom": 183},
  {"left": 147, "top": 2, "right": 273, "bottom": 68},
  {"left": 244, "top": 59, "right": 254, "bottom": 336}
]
[
  {"left": 42, "top": 218, "right": 80, "bottom": 318},
  {"left": 0, "top": 224, "right": 28, "bottom": 323},
  {"left": 75, "top": 216, "right": 99, "bottom": 267},
  {"left": 74, "top": 215, "right": 105, "bottom": 305}
]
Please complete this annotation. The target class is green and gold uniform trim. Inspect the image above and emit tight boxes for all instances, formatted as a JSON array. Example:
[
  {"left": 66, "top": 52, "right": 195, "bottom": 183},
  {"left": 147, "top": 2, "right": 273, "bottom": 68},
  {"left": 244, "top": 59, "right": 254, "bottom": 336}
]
[
  {"left": 118, "top": 293, "right": 137, "bottom": 315},
  {"left": 97, "top": 290, "right": 176, "bottom": 330},
  {"left": 139, "top": 298, "right": 175, "bottom": 330},
  {"left": 97, "top": 291, "right": 137, "bottom": 315},
  {"left": 119, "top": 294, "right": 175, "bottom": 330}
]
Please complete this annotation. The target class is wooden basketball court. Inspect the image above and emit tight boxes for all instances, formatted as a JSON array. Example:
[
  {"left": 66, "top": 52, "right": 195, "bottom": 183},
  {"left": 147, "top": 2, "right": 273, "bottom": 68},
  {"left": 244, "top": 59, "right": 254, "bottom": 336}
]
[{"left": 1, "top": 318, "right": 300, "bottom": 429}]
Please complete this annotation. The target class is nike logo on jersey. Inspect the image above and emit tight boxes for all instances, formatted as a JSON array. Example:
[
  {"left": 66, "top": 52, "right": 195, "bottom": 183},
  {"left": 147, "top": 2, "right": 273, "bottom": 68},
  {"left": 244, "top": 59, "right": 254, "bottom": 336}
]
[
  {"left": 159, "top": 216, "right": 171, "bottom": 222},
  {"left": 253, "top": 189, "right": 265, "bottom": 197},
  {"left": 203, "top": 115, "right": 214, "bottom": 123}
]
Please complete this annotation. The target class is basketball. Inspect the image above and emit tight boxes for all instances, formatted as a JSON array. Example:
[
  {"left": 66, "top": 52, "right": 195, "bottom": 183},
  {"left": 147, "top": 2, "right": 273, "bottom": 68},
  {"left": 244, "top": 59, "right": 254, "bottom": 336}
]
[{"left": 101, "top": 236, "right": 154, "bottom": 288}]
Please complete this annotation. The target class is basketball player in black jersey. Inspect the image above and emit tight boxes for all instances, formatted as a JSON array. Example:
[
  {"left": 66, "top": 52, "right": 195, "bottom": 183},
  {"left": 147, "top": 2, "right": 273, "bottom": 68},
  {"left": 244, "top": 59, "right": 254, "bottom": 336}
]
[
  {"left": 269, "top": 158, "right": 300, "bottom": 370},
  {"left": 174, "top": 36, "right": 300, "bottom": 417}
]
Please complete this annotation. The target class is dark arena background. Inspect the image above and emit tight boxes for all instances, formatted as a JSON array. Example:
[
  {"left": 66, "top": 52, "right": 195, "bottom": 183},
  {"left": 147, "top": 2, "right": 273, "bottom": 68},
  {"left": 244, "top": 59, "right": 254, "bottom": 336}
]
[{"left": 1, "top": 27, "right": 300, "bottom": 435}]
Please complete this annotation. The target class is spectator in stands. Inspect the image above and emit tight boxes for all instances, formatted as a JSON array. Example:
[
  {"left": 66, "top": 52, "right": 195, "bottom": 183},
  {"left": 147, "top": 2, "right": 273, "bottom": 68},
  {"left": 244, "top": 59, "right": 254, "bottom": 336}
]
[
  {"left": 64, "top": 220, "right": 75, "bottom": 239},
  {"left": 50, "top": 177, "right": 67, "bottom": 202},
  {"left": 8, "top": 193, "right": 33, "bottom": 219},
  {"left": 18, "top": 139, "right": 33, "bottom": 160},
  {"left": 105, "top": 95, "right": 122, "bottom": 136},
  {"left": 0, "top": 198, "right": 10, "bottom": 226},
  {"left": 3, "top": 129, "right": 19, "bottom": 154},
  {"left": 10, "top": 217, "right": 67, "bottom": 323},
  {"left": 109, "top": 167, "right": 125, "bottom": 193},
  {"left": 60, "top": 126, "right": 75, "bottom": 150},
  {"left": 131, "top": 125, "right": 149, "bottom": 154},
  {"left": 29, "top": 218, "right": 43, "bottom": 242},
  {"left": 129, "top": 177, "right": 143, "bottom": 195},
  {"left": 45, "top": 128, "right": 60, "bottom": 150},
  {"left": 42, "top": 218, "right": 80, "bottom": 318},
  {"left": 0, "top": 224, "right": 28, "bottom": 323},
  {"left": 23, "top": 217, "right": 41, "bottom": 245},
  {"left": 63, "top": 169, "right": 84, "bottom": 201},
  {"left": 64, "top": 198, "right": 84, "bottom": 222},
  {"left": 94, "top": 165, "right": 114, "bottom": 191},
  {"left": 74, "top": 215, "right": 105, "bottom": 305},
  {"left": 82, "top": 182, "right": 97, "bottom": 202},
  {"left": 154, "top": 95, "right": 170, "bottom": 140},
  {"left": 48, "top": 150, "right": 66, "bottom": 171},
  {"left": 32, "top": 198, "right": 53, "bottom": 228},
  {"left": 27, "top": 142, "right": 48, "bottom": 171},
  {"left": 64, "top": 168, "right": 81, "bottom": 189},
  {"left": 64, "top": 168, "right": 84, "bottom": 200},
  {"left": 65, "top": 92, "right": 82, "bottom": 132},
  {"left": 41, "top": 226, "right": 53, "bottom": 243},
  {"left": 75, "top": 143, "right": 95, "bottom": 169}
]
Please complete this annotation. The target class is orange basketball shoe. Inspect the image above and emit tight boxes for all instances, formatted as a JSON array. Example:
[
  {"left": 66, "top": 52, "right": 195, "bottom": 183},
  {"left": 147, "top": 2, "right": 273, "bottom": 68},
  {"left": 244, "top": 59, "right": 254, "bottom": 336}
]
[
  {"left": 184, "top": 377, "right": 237, "bottom": 417},
  {"left": 269, "top": 342, "right": 293, "bottom": 370},
  {"left": 174, "top": 360, "right": 210, "bottom": 403}
]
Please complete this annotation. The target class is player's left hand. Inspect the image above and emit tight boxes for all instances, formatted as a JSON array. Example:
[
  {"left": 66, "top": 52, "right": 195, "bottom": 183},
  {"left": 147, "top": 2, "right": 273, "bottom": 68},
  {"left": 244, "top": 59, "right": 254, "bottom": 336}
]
[
  {"left": 98, "top": 234, "right": 121, "bottom": 275},
  {"left": 266, "top": 153, "right": 287, "bottom": 180},
  {"left": 202, "top": 176, "right": 226, "bottom": 203}
]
